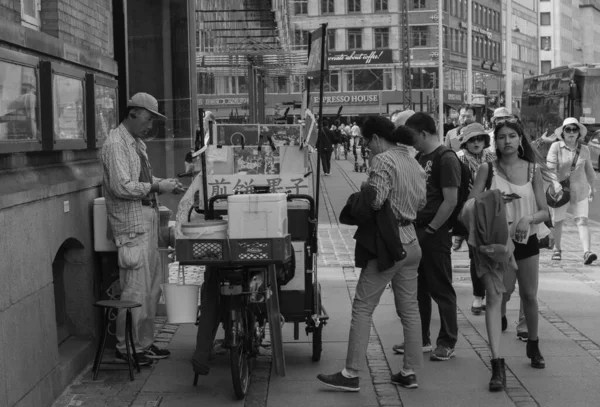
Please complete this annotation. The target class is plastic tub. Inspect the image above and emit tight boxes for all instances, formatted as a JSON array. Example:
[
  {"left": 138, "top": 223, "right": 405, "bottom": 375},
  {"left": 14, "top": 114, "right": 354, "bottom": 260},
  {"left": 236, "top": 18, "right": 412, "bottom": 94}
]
[
  {"left": 227, "top": 193, "right": 288, "bottom": 238},
  {"left": 181, "top": 220, "right": 227, "bottom": 239}
]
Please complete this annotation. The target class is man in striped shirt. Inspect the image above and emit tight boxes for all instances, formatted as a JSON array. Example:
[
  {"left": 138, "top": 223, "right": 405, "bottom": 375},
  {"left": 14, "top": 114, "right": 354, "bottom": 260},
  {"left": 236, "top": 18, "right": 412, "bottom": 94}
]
[
  {"left": 318, "top": 116, "right": 427, "bottom": 391},
  {"left": 101, "top": 93, "right": 183, "bottom": 365}
]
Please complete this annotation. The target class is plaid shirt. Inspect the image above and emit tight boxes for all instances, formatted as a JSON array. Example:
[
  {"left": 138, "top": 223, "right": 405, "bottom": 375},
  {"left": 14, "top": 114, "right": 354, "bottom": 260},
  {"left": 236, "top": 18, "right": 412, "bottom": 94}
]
[
  {"left": 101, "top": 124, "right": 158, "bottom": 238},
  {"left": 369, "top": 145, "right": 427, "bottom": 244}
]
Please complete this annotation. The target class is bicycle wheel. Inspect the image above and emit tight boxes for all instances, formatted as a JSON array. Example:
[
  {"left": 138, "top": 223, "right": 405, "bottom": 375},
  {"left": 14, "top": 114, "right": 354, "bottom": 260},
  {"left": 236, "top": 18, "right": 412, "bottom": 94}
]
[{"left": 230, "top": 308, "right": 251, "bottom": 400}]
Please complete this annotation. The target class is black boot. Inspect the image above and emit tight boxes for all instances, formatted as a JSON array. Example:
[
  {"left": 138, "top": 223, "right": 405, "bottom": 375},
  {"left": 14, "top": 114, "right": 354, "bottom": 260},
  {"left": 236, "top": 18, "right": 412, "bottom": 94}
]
[
  {"left": 489, "top": 358, "right": 506, "bottom": 392},
  {"left": 526, "top": 339, "right": 546, "bottom": 369}
]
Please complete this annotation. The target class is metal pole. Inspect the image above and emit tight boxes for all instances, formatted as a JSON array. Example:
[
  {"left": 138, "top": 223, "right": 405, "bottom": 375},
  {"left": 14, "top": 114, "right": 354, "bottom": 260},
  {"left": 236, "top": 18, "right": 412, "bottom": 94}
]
[
  {"left": 438, "top": 0, "right": 444, "bottom": 142},
  {"left": 467, "top": 0, "right": 473, "bottom": 103},
  {"left": 314, "top": 23, "right": 327, "bottom": 237},
  {"left": 188, "top": 0, "right": 199, "bottom": 144},
  {"left": 505, "top": 0, "right": 513, "bottom": 113}
]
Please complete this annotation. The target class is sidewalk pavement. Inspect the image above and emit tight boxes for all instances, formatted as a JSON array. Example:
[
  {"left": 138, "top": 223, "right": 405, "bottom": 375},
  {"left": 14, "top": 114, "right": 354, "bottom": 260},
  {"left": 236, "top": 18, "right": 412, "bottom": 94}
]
[{"left": 53, "top": 155, "right": 600, "bottom": 407}]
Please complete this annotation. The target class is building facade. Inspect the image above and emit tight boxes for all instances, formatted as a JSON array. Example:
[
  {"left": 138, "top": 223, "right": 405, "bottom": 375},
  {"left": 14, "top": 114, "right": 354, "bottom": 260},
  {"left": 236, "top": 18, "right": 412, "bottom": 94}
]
[{"left": 0, "top": 1, "right": 195, "bottom": 406}]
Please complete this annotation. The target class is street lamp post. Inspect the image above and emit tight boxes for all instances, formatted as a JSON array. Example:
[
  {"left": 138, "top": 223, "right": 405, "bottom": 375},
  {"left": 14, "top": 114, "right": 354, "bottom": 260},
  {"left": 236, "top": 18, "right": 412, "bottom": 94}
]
[
  {"left": 438, "top": 0, "right": 444, "bottom": 141},
  {"left": 467, "top": 0, "right": 473, "bottom": 104},
  {"left": 505, "top": 0, "right": 513, "bottom": 113}
]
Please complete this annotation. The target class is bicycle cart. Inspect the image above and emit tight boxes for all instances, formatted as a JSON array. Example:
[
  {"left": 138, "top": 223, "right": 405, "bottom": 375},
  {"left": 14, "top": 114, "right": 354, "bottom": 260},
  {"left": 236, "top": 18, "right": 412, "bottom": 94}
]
[{"left": 174, "top": 122, "right": 328, "bottom": 400}]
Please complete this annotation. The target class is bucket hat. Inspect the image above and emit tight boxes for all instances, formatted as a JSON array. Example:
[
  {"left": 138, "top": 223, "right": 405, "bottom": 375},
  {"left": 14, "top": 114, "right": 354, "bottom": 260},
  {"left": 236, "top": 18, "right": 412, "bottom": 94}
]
[
  {"left": 392, "top": 109, "right": 416, "bottom": 127},
  {"left": 557, "top": 117, "right": 587, "bottom": 139},
  {"left": 459, "top": 122, "right": 490, "bottom": 148},
  {"left": 128, "top": 92, "right": 167, "bottom": 120},
  {"left": 492, "top": 107, "right": 511, "bottom": 122}
]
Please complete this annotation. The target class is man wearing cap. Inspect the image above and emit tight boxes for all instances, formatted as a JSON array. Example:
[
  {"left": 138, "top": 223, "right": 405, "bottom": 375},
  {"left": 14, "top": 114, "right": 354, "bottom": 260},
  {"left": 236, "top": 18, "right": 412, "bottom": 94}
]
[
  {"left": 488, "top": 107, "right": 512, "bottom": 153},
  {"left": 444, "top": 104, "right": 476, "bottom": 152},
  {"left": 101, "top": 92, "right": 185, "bottom": 365}
]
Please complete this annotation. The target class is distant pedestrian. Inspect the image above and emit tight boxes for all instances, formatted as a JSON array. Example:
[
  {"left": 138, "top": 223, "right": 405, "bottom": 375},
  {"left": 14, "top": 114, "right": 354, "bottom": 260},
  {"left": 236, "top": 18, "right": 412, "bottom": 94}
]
[
  {"left": 319, "top": 119, "right": 334, "bottom": 175},
  {"left": 547, "top": 117, "right": 597, "bottom": 264},
  {"left": 398, "top": 112, "right": 460, "bottom": 361},
  {"left": 444, "top": 105, "right": 476, "bottom": 152},
  {"left": 317, "top": 117, "right": 426, "bottom": 391}
]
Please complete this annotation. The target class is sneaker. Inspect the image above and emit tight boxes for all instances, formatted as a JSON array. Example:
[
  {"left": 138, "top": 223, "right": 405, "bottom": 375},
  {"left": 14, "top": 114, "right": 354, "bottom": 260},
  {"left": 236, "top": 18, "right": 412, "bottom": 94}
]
[
  {"left": 430, "top": 345, "right": 455, "bottom": 361},
  {"left": 393, "top": 342, "right": 432, "bottom": 354},
  {"left": 145, "top": 344, "right": 170, "bottom": 359},
  {"left": 452, "top": 237, "right": 464, "bottom": 251},
  {"left": 316, "top": 372, "right": 359, "bottom": 392},
  {"left": 584, "top": 251, "right": 597, "bottom": 265},
  {"left": 516, "top": 332, "right": 529, "bottom": 342},
  {"left": 391, "top": 371, "right": 418, "bottom": 389},
  {"left": 115, "top": 350, "right": 152, "bottom": 366}
]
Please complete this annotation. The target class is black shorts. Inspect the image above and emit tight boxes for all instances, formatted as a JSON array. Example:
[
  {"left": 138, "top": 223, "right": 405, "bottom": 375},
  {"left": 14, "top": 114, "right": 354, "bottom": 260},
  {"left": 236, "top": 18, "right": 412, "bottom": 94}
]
[{"left": 512, "top": 235, "right": 540, "bottom": 261}]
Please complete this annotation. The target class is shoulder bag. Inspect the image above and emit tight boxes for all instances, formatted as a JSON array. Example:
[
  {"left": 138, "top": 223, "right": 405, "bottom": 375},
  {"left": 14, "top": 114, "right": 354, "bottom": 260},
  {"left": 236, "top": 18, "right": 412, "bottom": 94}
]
[{"left": 546, "top": 143, "right": 581, "bottom": 208}]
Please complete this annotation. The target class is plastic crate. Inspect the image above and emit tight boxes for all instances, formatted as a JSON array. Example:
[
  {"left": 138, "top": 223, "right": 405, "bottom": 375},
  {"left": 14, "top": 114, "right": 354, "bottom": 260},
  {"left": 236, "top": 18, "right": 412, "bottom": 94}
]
[
  {"left": 176, "top": 235, "right": 292, "bottom": 266},
  {"left": 229, "top": 235, "right": 292, "bottom": 264},
  {"left": 176, "top": 239, "right": 230, "bottom": 265}
]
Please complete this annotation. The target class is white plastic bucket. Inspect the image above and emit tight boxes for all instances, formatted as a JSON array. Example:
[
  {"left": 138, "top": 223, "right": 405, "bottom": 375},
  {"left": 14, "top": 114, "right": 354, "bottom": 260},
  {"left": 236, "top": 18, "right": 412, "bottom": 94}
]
[
  {"left": 161, "top": 283, "right": 200, "bottom": 324},
  {"left": 181, "top": 219, "right": 227, "bottom": 239}
]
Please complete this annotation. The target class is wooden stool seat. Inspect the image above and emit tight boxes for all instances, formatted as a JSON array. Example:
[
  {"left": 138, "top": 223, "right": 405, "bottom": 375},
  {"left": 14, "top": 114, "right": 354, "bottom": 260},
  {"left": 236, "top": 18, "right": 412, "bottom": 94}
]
[
  {"left": 94, "top": 300, "right": 142, "bottom": 309},
  {"left": 92, "top": 300, "right": 142, "bottom": 381}
]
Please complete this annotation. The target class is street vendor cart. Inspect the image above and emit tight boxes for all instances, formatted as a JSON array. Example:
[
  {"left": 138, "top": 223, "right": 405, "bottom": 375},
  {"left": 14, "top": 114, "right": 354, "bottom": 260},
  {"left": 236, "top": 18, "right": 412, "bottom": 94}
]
[{"left": 174, "top": 122, "right": 328, "bottom": 399}]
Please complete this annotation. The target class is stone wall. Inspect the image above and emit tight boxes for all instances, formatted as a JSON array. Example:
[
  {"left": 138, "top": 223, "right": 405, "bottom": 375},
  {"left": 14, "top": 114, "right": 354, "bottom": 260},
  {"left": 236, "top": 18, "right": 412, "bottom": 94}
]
[{"left": 0, "top": 0, "right": 119, "bottom": 406}]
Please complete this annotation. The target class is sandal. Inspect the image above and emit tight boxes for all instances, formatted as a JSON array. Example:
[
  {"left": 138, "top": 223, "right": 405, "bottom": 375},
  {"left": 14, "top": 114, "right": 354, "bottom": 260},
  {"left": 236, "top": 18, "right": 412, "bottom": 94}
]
[
  {"left": 584, "top": 251, "right": 597, "bottom": 265},
  {"left": 551, "top": 250, "right": 562, "bottom": 261}
]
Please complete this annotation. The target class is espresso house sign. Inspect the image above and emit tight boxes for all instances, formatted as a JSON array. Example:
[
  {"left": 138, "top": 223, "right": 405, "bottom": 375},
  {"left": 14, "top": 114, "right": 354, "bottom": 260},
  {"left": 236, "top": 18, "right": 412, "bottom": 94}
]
[{"left": 327, "top": 50, "right": 393, "bottom": 66}]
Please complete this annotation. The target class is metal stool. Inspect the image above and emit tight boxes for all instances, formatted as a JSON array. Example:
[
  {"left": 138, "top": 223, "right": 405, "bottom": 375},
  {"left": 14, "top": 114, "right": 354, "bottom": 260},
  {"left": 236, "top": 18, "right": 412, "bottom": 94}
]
[{"left": 92, "top": 300, "right": 142, "bottom": 381}]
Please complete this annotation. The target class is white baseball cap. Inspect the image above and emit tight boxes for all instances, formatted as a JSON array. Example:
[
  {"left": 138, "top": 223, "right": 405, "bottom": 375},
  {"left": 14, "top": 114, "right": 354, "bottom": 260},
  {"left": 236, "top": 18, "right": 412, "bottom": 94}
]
[{"left": 128, "top": 92, "right": 167, "bottom": 121}]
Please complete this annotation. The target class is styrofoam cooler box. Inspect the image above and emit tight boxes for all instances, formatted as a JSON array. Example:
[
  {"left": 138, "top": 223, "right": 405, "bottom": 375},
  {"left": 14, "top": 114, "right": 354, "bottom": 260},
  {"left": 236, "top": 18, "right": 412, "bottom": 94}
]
[
  {"left": 227, "top": 193, "right": 288, "bottom": 238},
  {"left": 93, "top": 197, "right": 117, "bottom": 252}
]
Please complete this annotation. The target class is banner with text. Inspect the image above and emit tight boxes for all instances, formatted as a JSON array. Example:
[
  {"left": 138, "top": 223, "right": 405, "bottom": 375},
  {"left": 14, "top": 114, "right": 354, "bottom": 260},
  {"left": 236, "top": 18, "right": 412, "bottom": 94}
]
[
  {"left": 312, "top": 93, "right": 379, "bottom": 105},
  {"left": 327, "top": 50, "right": 393, "bottom": 66}
]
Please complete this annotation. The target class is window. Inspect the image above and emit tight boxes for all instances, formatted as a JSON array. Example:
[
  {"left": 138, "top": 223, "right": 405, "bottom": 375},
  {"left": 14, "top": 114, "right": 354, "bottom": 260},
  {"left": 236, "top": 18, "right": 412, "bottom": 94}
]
[
  {"left": 321, "top": 0, "right": 334, "bottom": 13},
  {"left": 348, "top": 28, "right": 363, "bottom": 49},
  {"left": 294, "top": 0, "right": 308, "bottom": 14},
  {"left": 345, "top": 68, "right": 391, "bottom": 91},
  {"left": 348, "top": 0, "right": 361, "bottom": 12},
  {"left": 266, "top": 77, "right": 290, "bottom": 94},
  {"left": 375, "top": 0, "right": 388, "bottom": 11},
  {"left": 374, "top": 27, "right": 390, "bottom": 49},
  {"left": 540, "top": 12, "right": 551, "bottom": 26},
  {"left": 412, "top": 26, "right": 428, "bottom": 47},
  {"left": 541, "top": 36, "right": 551, "bottom": 51},
  {"left": 294, "top": 30, "right": 310, "bottom": 48},
  {"left": 21, "top": 0, "right": 40, "bottom": 29},
  {"left": 541, "top": 60, "right": 552, "bottom": 74},
  {"left": 443, "top": 0, "right": 448, "bottom": 12},
  {"left": 443, "top": 26, "right": 449, "bottom": 49},
  {"left": 0, "top": 55, "right": 39, "bottom": 149},
  {"left": 414, "top": 0, "right": 426, "bottom": 8},
  {"left": 327, "top": 29, "right": 336, "bottom": 51},
  {"left": 310, "top": 70, "right": 340, "bottom": 92}
]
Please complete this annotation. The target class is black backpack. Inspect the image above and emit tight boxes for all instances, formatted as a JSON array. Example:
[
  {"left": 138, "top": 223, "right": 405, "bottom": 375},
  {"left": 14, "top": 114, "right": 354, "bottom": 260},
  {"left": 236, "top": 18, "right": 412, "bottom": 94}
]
[{"left": 419, "top": 146, "right": 473, "bottom": 230}]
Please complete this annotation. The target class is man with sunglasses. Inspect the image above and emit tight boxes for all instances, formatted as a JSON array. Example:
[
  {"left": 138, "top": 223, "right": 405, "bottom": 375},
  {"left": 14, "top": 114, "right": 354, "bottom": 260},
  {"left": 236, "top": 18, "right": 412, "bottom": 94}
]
[{"left": 444, "top": 104, "right": 476, "bottom": 152}]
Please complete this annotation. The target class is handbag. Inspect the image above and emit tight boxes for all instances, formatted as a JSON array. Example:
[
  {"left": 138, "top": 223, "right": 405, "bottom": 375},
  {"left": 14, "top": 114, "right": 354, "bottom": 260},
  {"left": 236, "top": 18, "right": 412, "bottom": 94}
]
[{"left": 546, "top": 143, "right": 581, "bottom": 208}]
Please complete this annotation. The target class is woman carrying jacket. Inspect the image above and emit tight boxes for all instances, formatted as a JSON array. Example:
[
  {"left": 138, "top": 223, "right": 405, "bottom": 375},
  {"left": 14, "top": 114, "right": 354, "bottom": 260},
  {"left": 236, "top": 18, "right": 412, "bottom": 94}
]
[{"left": 547, "top": 117, "right": 597, "bottom": 264}]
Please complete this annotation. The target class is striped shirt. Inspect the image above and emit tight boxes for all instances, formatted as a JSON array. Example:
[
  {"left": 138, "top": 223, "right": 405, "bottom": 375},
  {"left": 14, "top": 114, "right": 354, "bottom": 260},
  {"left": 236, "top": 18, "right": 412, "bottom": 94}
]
[
  {"left": 369, "top": 145, "right": 427, "bottom": 244},
  {"left": 101, "top": 124, "right": 159, "bottom": 238}
]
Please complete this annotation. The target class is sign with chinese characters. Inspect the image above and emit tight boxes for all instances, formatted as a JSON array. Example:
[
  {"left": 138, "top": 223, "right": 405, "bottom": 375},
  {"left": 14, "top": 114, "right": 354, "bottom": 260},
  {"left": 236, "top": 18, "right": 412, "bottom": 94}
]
[
  {"left": 327, "top": 50, "right": 393, "bottom": 66},
  {"left": 206, "top": 174, "right": 312, "bottom": 198}
]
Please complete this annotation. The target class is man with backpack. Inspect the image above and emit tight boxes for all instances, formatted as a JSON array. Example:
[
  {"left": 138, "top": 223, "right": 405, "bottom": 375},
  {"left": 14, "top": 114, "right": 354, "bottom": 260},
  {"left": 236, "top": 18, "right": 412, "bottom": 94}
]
[{"left": 395, "top": 112, "right": 465, "bottom": 361}]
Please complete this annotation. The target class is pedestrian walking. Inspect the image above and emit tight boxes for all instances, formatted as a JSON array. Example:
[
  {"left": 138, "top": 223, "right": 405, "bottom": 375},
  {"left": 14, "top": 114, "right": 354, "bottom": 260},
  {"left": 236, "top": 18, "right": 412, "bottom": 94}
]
[
  {"left": 444, "top": 104, "right": 476, "bottom": 152},
  {"left": 101, "top": 92, "right": 184, "bottom": 366},
  {"left": 317, "top": 117, "right": 427, "bottom": 391},
  {"left": 546, "top": 117, "right": 597, "bottom": 265},
  {"left": 453, "top": 123, "right": 496, "bottom": 314},
  {"left": 484, "top": 117, "right": 550, "bottom": 370},
  {"left": 398, "top": 112, "right": 460, "bottom": 361},
  {"left": 318, "top": 119, "right": 334, "bottom": 175}
]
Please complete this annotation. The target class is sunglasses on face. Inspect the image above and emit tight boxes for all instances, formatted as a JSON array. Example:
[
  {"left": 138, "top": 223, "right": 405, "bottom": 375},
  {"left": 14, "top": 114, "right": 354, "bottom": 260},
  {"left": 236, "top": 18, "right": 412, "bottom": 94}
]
[
  {"left": 564, "top": 126, "right": 580, "bottom": 134},
  {"left": 467, "top": 135, "right": 486, "bottom": 143}
]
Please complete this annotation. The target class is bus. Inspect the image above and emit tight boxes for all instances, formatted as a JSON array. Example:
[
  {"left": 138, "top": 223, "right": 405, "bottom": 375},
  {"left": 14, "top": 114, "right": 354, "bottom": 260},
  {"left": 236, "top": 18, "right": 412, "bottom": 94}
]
[{"left": 521, "top": 63, "right": 600, "bottom": 150}]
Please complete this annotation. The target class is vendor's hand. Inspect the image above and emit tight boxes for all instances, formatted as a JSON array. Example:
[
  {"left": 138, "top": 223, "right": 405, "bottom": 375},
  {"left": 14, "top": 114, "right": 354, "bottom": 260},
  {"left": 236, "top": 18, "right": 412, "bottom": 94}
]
[
  {"left": 515, "top": 217, "right": 531, "bottom": 243},
  {"left": 158, "top": 178, "right": 178, "bottom": 194}
]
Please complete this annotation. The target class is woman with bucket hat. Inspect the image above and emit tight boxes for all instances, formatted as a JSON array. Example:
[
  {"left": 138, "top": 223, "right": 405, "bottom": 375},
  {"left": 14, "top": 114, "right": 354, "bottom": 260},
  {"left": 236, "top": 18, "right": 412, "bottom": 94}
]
[
  {"left": 454, "top": 123, "right": 496, "bottom": 314},
  {"left": 546, "top": 118, "right": 597, "bottom": 264}
]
